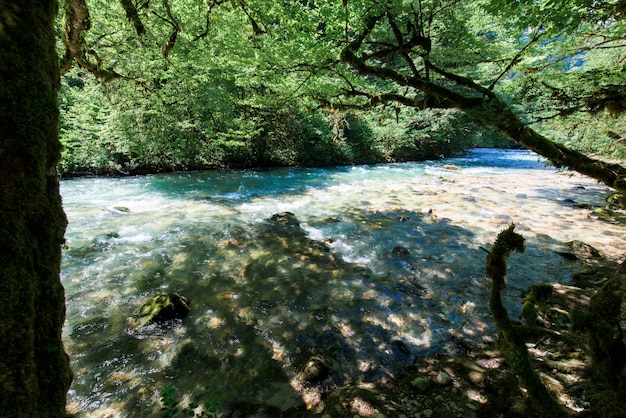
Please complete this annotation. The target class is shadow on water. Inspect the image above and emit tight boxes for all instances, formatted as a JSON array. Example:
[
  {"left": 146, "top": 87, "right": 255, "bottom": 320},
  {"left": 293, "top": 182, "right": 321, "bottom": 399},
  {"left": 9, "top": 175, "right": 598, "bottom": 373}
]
[{"left": 63, "top": 204, "right": 596, "bottom": 417}]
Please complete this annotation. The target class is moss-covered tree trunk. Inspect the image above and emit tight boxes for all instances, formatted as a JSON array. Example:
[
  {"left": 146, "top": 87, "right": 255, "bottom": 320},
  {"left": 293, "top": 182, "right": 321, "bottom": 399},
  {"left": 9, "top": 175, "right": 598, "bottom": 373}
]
[
  {"left": 486, "top": 225, "right": 568, "bottom": 418},
  {"left": 0, "top": 1, "right": 73, "bottom": 416},
  {"left": 465, "top": 97, "right": 626, "bottom": 194}
]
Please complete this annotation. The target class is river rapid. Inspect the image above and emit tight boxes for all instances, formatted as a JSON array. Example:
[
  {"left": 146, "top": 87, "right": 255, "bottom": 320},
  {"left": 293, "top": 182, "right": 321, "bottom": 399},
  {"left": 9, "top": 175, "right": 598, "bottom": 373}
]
[{"left": 60, "top": 149, "right": 626, "bottom": 416}]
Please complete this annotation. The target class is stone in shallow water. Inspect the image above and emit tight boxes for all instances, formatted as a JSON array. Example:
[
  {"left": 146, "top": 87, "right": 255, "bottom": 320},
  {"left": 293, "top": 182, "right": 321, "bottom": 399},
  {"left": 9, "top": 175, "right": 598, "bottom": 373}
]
[
  {"left": 135, "top": 293, "right": 190, "bottom": 327},
  {"left": 270, "top": 211, "right": 300, "bottom": 226},
  {"left": 297, "top": 355, "right": 330, "bottom": 383},
  {"left": 392, "top": 246, "right": 411, "bottom": 255}
]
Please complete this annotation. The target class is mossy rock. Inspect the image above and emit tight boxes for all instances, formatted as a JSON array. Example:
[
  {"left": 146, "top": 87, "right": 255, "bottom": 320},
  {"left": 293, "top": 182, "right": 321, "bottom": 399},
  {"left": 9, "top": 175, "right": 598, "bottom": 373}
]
[
  {"left": 297, "top": 354, "right": 330, "bottom": 383},
  {"left": 135, "top": 293, "right": 190, "bottom": 327},
  {"left": 270, "top": 211, "right": 300, "bottom": 227},
  {"left": 392, "top": 245, "right": 411, "bottom": 255}
]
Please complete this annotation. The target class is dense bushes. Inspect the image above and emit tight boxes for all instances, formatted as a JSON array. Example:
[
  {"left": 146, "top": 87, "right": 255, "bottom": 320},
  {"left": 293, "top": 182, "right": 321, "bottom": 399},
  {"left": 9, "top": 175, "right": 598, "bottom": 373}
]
[{"left": 58, "top": 74, "right": 502, "bottom": 176}]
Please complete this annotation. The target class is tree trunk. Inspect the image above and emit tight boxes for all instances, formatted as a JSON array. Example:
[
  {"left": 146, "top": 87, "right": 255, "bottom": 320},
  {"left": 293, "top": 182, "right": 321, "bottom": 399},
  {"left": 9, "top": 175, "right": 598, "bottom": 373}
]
[
  {"left": 0, "top": 1, "right": 73, "bottom": 416},
  {"left": 340, "top": 26, "right": 626, "bottom": 194},
  {"left": 466, "top": 97, "right": 626, "bottom": 194}
]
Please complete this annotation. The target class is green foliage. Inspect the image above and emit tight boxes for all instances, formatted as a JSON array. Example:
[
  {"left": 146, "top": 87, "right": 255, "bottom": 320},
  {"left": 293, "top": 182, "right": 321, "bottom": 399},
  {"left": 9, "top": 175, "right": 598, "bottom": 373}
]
[
  {"left": 160, "top": 383, "right": 219, "bottom": 418},
  {"left": 57, "top": 0, "right": 626, "bottom": 175}
]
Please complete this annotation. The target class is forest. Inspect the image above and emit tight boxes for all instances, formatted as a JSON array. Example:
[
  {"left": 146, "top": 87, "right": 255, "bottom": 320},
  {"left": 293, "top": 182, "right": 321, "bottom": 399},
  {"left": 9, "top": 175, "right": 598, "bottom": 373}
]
[
  {"left": 57, "top": 0, "right": 626, "bottom": 176},
  {"left": 1, "top": 0, "right": 626, "bottom": 417}
]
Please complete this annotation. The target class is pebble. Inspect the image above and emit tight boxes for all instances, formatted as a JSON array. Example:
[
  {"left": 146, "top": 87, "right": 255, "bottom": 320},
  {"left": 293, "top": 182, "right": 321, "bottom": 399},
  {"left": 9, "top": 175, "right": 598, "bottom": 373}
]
[{"left": 436, "top": 371, "right": 452, "bottom": 385}]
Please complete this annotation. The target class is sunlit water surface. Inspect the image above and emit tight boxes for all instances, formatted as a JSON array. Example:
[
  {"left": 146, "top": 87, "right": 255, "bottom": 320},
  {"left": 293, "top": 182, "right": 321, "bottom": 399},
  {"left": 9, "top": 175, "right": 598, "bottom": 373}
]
[{"left": 61, "top": 149, "right": 626, "bottom": 416}]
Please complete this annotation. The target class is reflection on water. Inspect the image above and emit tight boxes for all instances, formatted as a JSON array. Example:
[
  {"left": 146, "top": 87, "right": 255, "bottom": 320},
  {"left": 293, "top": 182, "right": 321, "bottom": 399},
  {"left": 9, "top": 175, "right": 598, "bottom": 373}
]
[{"left": 60, "top": 149, "right": 626, "bottom": 416}]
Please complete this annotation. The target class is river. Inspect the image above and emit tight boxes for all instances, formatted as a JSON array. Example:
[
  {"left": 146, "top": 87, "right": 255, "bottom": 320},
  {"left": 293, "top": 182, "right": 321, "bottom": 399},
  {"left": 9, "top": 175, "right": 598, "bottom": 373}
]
[{"left": 60, "top": 148, "right": 626, "bottom": 416}]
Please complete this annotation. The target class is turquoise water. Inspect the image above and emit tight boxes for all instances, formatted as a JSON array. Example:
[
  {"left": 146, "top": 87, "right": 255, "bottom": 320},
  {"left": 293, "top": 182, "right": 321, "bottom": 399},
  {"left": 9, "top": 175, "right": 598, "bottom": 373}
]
[{"left": 60, "top": 149, "right": 625, "bottom": 416}]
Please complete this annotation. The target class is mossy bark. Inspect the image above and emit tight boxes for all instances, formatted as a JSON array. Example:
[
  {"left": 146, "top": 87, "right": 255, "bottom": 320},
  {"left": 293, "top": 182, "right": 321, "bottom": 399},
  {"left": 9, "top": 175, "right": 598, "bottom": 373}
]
[
  {"left": 574, "top": 261, "right": 626, "bottom": 385},
  {"left": 0, "top": 1, "right": 73, "bottom": 416},
  {"left": 470, "top": 98, "right": 626, "bottom": 194},
  {"left": 486, "top": 225, "right": 568, "bottom": 418}
]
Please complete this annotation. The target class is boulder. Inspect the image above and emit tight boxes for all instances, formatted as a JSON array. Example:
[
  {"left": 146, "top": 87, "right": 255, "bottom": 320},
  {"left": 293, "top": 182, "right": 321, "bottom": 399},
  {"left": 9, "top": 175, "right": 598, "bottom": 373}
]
[
  {"left": 270, "top": 211, "right": 300, "bottom": 227},
  {"left": 392, "top": 246, "right": 411, "bottom": 255},
  {"left": 135, "top": 293, "right": 190, "bottom": 326},
  {"left": 297, "top": 355, "right": 330, "bottom": 383},
  {"left": 557, "top": 240, "right": 603, "bottom": 260}
]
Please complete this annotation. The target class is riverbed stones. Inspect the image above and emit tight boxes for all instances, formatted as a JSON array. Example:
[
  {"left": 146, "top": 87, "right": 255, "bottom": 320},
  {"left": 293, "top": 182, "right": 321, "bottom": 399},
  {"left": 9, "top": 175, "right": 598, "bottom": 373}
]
[
  {"left": 392, "top": 245, "right": 411, "bottom": 255},
  {"left": 436, "top": 371, "right": 452, "bottom": 385},
  {"left": 135, "top": 293, "right": 190, "bottom": 326},
  {"left": 411, "top": 376, "right": 430, "bottom": 392}
]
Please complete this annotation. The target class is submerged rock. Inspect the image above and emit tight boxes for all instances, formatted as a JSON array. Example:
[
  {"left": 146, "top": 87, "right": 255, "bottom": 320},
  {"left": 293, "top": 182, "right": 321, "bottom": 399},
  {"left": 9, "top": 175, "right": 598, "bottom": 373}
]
[
  {"left": 91, "top": 232, "right": 119, "bottom": 252},
  {"left": 107, "top": 206, "right": 131, "bottom": 215},
  {"left": 557, "top": 240, "right": 604, "bottom": 261},
  {"left": 135, "top": 293, "right": 190, "bottom": 327},
  {"left": 392, "top": 246, "right": 411, "bottom": 255},
  {"left": 270, "top": 211, "right": 300, "bottom": 227},
  {"left": 297, "top": 355, "right": 330, "bottom": 383}
]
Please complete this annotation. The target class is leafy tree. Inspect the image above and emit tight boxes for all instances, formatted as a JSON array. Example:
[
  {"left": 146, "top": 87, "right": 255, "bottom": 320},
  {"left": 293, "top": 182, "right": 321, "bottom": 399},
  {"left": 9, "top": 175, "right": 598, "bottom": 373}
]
[
  {"left": 330, "top": 0, "right": 626, "bottom": 191},
  {"left": 58, "top": 0, "right": 626, "bottom": 190}
]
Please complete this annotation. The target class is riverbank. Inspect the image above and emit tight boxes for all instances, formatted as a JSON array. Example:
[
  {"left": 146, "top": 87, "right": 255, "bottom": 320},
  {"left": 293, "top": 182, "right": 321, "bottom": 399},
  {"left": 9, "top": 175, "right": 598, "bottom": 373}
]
[
  {"left": 58, "top": 143, "right": 470, "bottom": 179},
  {"left": 278, "top": 254, "right": 625, "bottom": 417}
]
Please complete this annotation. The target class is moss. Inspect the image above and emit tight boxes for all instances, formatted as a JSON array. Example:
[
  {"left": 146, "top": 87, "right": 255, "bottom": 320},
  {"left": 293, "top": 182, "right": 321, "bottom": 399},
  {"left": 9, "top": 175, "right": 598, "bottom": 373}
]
[
  {"left": 0, "top": 1, "right": 72, "bottom": 416},
  {"left": 585, "top": 263, "right": 626, "bottom": 385},
  {"left": 521, "top": 284, "right": 553, "bottom": 326},
  {"left": 486, "top": 225, "right": 567, "bottom": 418},
  {"left": 585, "top": 389, "right": 626, "bottom": 418}
]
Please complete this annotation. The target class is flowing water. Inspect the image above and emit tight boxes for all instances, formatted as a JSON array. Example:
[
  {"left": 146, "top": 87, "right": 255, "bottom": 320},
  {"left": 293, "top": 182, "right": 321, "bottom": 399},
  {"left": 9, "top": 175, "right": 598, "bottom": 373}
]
[{"left": 60, "top": 149, "right": 626, "bottom": 416}]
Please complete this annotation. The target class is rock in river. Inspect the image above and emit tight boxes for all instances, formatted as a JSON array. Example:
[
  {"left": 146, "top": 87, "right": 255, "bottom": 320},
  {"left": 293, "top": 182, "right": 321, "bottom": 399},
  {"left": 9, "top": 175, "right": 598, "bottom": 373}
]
[
  {"left": 297, "top": 355, "right": 330, "bottom": 383},
  {"left": 135, "top": 293, "right": 190, "bottom": 327}
]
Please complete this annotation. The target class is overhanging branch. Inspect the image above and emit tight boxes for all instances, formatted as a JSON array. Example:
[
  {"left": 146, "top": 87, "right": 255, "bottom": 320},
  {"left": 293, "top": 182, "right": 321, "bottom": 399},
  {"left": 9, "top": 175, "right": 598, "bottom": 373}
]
[{"left": 119, "top": 0, "right": 146, "bottom": 36}]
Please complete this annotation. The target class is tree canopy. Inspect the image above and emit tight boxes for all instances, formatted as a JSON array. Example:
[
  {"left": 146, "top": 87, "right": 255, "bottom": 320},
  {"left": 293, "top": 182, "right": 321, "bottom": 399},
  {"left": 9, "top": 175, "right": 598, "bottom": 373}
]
[{"left": 57, "top": 0, "right": 626, "bottom": 187}]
